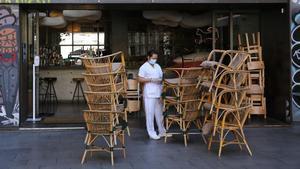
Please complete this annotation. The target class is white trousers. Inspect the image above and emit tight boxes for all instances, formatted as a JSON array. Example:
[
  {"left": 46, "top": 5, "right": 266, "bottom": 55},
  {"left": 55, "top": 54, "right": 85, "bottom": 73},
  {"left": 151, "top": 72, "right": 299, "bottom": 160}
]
[{"left": 143, "top": 97, "right": 166, "bottom": 137}]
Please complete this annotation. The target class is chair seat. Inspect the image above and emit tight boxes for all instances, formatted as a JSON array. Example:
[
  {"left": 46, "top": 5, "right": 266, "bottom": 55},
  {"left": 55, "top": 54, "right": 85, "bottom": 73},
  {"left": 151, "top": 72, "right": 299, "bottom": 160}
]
[
  {"left": 164, "top": 78, "right": 194, "bottom": 85},
  {"left": 44, "top": 77, "right": 57, "bottom": 82},
  {"left": 200, "top": 61, "right": 219, "bottom": 68},
  {"left": 215, "top": 121, "right": 240, "bottom": 130},
  {"left": 203, "top": 102, "right": 241, "bottom": 112},
  {"left": 73, "top": 78, "right": 84, "bottom": 82},
  {"left": 166, "top": 114, "right": 181, "bottom": 118},
  {"left": 200, "top": 81, "right": 248, "bottom": 91},
  {"left": 164, "top": 96, "right": 178, "bottom": 102}
]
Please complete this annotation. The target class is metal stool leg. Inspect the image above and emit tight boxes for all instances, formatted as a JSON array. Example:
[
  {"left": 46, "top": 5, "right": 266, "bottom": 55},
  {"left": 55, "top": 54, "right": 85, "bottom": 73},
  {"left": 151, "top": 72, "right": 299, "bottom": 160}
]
[
  {"left": 44, "top": 83, "right": 50, "bottom": 104},
  {"left": 72, "top": 80, "right": 85, "bottom": 103},
  {"left": 78, "top": 82, "right": 86, "bottom": 103},
  {"left": 50, "top": 82, "right": 58, "bottom": 104},
  {"left": 72, "top": 82, "right": 79, "bottom": 103}
]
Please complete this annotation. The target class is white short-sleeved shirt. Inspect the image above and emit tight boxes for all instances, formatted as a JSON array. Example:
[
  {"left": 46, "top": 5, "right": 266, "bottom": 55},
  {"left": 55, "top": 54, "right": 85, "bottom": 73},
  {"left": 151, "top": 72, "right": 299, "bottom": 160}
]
[{"left": 138, "top": 62, "right": 163, "bottom": 98}]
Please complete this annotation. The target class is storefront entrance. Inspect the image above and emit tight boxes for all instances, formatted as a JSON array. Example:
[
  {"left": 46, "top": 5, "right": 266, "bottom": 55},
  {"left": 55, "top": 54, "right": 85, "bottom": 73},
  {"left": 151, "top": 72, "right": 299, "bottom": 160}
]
[{"left": 17, "top": 3, "right": 290, "bottom": 128}]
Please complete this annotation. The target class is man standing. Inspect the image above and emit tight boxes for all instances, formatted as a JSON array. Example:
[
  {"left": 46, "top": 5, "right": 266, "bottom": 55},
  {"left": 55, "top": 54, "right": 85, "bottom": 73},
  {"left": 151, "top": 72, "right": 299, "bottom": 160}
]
[{"left": 138, "top": 50, "right": 167, "bottom": 140}]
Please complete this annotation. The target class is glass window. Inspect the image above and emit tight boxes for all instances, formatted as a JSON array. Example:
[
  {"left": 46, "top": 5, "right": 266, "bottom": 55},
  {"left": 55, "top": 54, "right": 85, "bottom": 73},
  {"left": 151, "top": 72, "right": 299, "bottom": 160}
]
[
  {"left": 98, "top": 32, "right": 105, "bottom": 45},
  {"left": 73, "top": 32, "right": 98, "bottom": 45},
  {"left": 215, "top": 12, "right": 230, "bottom": 50},
  {"left": 58, "top": 31, "right": 105, "bottom": 59},
  {"left": 59, "top": 33, "right": 72, "bottom": 45},
  {"left": 60, "top": 46, "right": 73, "bottom": 59},
  {"left": 233, "top": 13, "right": 259, "bottom": 49}
]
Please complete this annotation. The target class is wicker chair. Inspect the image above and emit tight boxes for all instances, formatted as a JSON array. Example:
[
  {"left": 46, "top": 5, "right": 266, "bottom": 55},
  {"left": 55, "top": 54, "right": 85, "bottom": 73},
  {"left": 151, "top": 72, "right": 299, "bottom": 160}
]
[
  {"left": 199, "top": 70, "right": 250, "bottom": 139},
  {"left": 207, "top": 89, "right": 252, "bottom": 157},
  {"left": 163, "top": 67, "right": 204, "bottom": 114},
  {"left": 126, "top": 79, "right": 141, "bottom": 115},
  {"left": 165, "top": 98, "right": 205, "bottom": 146},
  {"left": 163, "top": 68, "right": 207, "bottom": 146},
  {"left": 83, "top": 72, "right": 127, "bottom": 93},
  {"left": 238, "top": 32, "right": 262, "bottom": 61},
  {"left": 80, "top": 51, "right": 126, "bottom": 74},
  {"left": 247, "top": 61, "right": 266, "bottom": 119},
  {"left": 84, "top": 91, "right": 129, "bottom": 135},
  {"left": 81, "top": 52, "right": 128, "bottom": 165},
  {"left": 81, "top": 110, "right": 126, "bottom": 165},
  {"left": 199, "top": 50, "right": 250, "bottom": 92}
]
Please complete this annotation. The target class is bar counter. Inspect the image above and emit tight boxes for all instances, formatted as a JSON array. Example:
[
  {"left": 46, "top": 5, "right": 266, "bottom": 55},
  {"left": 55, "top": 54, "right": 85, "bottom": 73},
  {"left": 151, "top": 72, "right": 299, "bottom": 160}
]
[
  {"left": 39, "top": 66, "right": 139, "bottom": 101},
  {"left": 39, "top": 66, "right": 87, "bottom": 101}
]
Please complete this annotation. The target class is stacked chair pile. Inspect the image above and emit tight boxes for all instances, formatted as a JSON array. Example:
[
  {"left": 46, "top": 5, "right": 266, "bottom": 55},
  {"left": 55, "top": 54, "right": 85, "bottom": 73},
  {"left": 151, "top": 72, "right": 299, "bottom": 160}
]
[
  {"left": 238, "top": 32, "right": 266, "bottom": 119},
  {"left": 80, "top": 51, "right": 128, "bottom": 165},
  {"left": 162, "top": 67, "right": 207, "bottom": 146},
  {"left": 197, "top": 49, "right": 253, "bottom": 157}
]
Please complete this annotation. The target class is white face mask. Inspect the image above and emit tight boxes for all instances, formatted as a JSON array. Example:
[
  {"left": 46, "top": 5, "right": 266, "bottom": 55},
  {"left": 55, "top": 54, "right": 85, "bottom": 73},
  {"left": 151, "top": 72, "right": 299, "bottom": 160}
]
[{"left": 148, "top": 59, "right": 157, "bottom": 65}]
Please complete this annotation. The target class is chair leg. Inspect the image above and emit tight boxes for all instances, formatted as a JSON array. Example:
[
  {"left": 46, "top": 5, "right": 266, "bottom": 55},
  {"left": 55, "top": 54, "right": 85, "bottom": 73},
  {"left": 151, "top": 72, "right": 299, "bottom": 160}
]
[
  {"left": 240, "top": 128, "right": 253, "bottom": 156},
  {"left": 164, "top": 118, "right": 169, "bottom": 143},
  {"left": 72, "top": 83, "right": 78, "bottom": 103},
  {"left": 183, "top": 121, "right": 187, "bottom": 147},
  {"left": 122, "top": 132, "right": 126, "bottom": 158},
  {"left": 195, "top": 119, "right": 202, "bottom": 129},
  {"left": 77, "top": 82, "right": 80, "bottom": 103},
  {"left": 233, "top": 130, "right": 243, "bottom": 151},
  {"left": 81, "top": 150, "right": 87, "bottom": 164},
  {"left": 111, "top": 151, "right": 114, "bottom": 166},
  {"left": 84, "top": 133, "right": 89, "bottom": 144},
  {"left": 51, "top": 82, "right": 58, "bottom": 103},
  {"left": 87, "top": 134, "right": 93, "bottom": 145},
  {"left": 110, "top": 135, "right": 114, "bottom": 166},
  {"left": 201, "top": 134, "right": 207, "bottom": 144},
  {"left": 208, "top": 134, "right": 213, "bottom": 150},
  {"left": 126, "top": 127, "right": 131, "bottom": 137},
  {"left": 124, "top": 110, "right": 130, "bottom": 136},
  {"left": 218, "top": 128, "right": 224, "bottom": 157},
  {"left": 44, "top": 84, "right": 50, "bottom": 104},
  {"left": 87, "top": 135, "right": 94, "bottom": 158},
  {"left": 79, "top": 82, "right": 86, "bottom": 103}
]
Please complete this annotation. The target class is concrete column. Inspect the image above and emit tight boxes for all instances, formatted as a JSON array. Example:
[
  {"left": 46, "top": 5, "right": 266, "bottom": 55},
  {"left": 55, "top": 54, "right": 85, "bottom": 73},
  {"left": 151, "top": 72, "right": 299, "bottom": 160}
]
[{"left": 110, "top": 11, "right": 128, "bottom": 57}]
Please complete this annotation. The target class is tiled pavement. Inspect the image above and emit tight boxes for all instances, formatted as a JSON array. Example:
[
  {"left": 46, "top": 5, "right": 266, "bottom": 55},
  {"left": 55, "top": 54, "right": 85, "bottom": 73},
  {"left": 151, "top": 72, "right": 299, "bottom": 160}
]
[{"left": 0, "top": 125, "right": 300, "bottom": 169}]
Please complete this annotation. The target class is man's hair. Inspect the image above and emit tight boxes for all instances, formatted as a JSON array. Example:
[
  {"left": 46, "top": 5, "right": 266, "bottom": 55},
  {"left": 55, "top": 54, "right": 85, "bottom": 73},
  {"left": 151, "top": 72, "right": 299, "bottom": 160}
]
[{"left": 147, "top": 49, "right": 158, "bottom": 57}]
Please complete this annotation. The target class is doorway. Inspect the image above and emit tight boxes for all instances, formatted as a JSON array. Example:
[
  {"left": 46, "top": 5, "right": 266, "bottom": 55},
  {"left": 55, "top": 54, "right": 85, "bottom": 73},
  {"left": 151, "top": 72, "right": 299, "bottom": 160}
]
[
  {"left": 19, "top": 3, "right": 291, "bottom": 128},
  {"left": 19, "top": 5, "right": 106, "bottom": 127}
]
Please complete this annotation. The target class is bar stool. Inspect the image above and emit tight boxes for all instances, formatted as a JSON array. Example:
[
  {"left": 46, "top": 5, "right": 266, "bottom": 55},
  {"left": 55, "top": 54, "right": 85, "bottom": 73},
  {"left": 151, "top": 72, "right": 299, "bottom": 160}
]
[
  {"left": 39, "top": 78, "right": 45, "bottom": 102},
  {"left": 72, "top": 78, "right": 86, "bottom": 103},
  {"left": 43, "top": 77, "right": 58, "bottom": 104}
]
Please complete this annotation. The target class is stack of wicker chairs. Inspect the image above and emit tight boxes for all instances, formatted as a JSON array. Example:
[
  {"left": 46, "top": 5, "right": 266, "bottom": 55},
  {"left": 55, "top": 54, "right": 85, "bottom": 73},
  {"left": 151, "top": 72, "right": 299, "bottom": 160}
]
[
  {"left": 198, "top": 49, "right": 253, "bottom": 156},
  {"left": 238, "top": 32, "right": 266, "bottom": 119},
  {"left": 80, "top": 51, "right": 128, "bottom": 165},
  {"left": 163, "top": 67, "right": 206, "bottom": 146}
]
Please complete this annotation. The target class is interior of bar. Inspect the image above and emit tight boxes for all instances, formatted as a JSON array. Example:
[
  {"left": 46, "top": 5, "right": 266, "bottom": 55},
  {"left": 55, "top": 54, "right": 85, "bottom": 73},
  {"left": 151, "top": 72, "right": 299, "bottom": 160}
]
[{"left": 18, "top": 3, "right": 290, "bottom": 128}]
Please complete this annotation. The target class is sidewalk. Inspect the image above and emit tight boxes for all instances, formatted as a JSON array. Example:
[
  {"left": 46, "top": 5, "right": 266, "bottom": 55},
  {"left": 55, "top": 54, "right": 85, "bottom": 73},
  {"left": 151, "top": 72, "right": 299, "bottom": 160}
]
[{"left": 0, "top": 126, "right": 299, "bottom": 169}]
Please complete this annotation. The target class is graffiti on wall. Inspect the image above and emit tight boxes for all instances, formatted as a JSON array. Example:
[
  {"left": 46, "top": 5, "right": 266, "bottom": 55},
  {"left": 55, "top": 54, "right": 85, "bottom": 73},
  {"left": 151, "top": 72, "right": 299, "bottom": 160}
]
[
  {"left": 194, "top": 27, "right": 219, "bottom": 45},
  {"left": 0, "top": 5, "right": 19, "bottom": 126}
]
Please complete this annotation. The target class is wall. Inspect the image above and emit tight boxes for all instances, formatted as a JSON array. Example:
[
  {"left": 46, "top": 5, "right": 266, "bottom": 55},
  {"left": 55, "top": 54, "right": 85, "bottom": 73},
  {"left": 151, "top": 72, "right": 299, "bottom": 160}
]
[{"left": 0, "top": 5, "right": 20, "bottom": 126}]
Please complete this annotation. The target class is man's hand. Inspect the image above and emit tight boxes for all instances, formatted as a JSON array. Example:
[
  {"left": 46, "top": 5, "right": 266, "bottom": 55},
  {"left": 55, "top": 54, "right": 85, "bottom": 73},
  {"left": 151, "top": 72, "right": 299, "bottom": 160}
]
[
  {"left": 138, "top": 76, "right": 151, "bottom": 83},
  {"left": 138, "top": 77, "right": 162, "bottom": 84}
]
